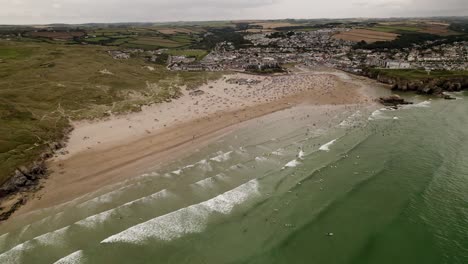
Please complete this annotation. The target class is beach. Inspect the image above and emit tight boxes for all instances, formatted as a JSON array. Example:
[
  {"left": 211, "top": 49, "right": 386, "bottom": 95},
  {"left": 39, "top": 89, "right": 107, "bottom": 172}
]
[
  {"left": 0, "top": 69, "right": 466, "bottom": 264},
  {"left": 11, "top": 67, "right": 378, "bottom": 219}
]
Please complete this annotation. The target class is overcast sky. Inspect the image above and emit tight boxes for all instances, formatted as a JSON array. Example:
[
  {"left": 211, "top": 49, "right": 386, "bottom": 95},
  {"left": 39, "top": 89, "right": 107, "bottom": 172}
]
[{"left": 1, "top": 0, "right": 467, "bottom": 24}]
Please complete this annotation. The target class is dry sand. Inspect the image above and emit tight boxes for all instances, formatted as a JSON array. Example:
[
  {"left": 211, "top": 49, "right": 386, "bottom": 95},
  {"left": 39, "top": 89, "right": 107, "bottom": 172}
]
[{"left": 12, "top": 67, "right": 378, "bottom": 217}]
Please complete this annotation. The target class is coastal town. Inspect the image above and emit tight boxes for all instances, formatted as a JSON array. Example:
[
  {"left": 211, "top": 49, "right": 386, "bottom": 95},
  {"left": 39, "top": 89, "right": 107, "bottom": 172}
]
[
  {"left": 163, "top": 28, "right": 468, "bottom": 73},
  {"left": 103, "top": 26, "right": 467, "bottom": 77}
]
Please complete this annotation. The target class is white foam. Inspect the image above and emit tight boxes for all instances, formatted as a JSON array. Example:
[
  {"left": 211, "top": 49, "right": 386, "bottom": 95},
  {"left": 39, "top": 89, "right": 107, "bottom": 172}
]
[
  {"left": 15, "top": 224, "right": 31, "bottom": 242},
  {"left": 214, "top": 173, "right": 229, "bottom": 181},
  {"left": 401, "top": 100, "right": 431, "bottom": 109},
  {"left": 255, "top": 156, "right": 268, "bottom": 162},
  {"left": 319, "top": 139, "right": 337, "bottom": 152},
  {"left": 0, "top": 242, "right": 34, "bottom": 263},
  {"left": 0, "top": 232, "right": 10, "bottom": 251},
  {"left": 71, "top": 171, "right": 162, "bottom": 211},
  {"left": 272, "top": 149, "right": 284, "bottom": 156},
  {"left": 134, "top": 171, "right": 159, "bottom": 181},
  {"left": 283, "top": 159, "right": 301, "bottom": 169},
  {"left": 171, "top": 169, "right": 182, "bottom": 175},
  {"left": 16, "top": 167, "right": 164, "bottom": 224},
  {"left": 77, "top": 189, "right": 171, "bottom": 228},
  {"left": 229, "top": 163, "right": 245, "bottom": 170},
  {"left": 75, "top": 210, "right": 114, "bottom": 228},
  {"left": 101, "top": 180, "right": 260, "bottom": 244},
  {"left": 368, "top": 108, "right": 390, "bottom": 121},
  {"left": 198, "top": 159, "right": 213, "bottom": 171},
  {"left": 194, "top": 177, "right": 216, "bottom": 188},
  {"left": 210, "top": 151, "right": 233, "bottom": 162},
  {"left": 35, "top": 226, "right": 69, "bottom": 246},
  {"left": 123, "top": 189, "right": 171, "bottom": 207},
  {"left": 0, "top": 227, "right": 70, "bottom": 263},
  {"left": 339, "top": 111, "right": 362, "bottom": 127},
  {"left": 53, "top": 250, "right": 84, "bottom": 264},
  {"left": 298, "top": 150, "right": 305, "bottom": 159},
  {"left": 76, "top": 192, "right": 115, "bottom": 208},
  {"left": 0, "top": 189, "right": 173, "bottom": 260}
]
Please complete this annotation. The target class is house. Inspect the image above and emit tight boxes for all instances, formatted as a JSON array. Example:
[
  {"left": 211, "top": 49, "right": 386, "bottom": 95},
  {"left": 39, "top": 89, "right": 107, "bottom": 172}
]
[{"left": 386, "top": 61, "right": 411, "bottom": 69}]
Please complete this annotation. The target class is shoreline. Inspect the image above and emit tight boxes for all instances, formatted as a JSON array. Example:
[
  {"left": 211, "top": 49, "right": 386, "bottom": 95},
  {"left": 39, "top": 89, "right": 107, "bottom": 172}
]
[{"left": 6, "top": 67, "right": 381, "bottom": 222}]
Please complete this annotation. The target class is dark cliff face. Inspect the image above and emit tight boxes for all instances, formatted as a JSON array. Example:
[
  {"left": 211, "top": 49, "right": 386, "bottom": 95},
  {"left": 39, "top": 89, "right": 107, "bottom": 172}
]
[{"left": 364, "top": 70, "right": 468, "bottom": 95}]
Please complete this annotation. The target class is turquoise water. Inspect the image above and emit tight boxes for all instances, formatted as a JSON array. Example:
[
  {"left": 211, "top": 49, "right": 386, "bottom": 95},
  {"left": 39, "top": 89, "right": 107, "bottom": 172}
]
[{"left": 0, "top": 92, "right": 467, "bottom": 264}]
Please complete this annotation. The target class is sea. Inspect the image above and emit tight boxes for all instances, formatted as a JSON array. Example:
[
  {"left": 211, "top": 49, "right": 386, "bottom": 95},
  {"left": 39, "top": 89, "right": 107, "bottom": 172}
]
[{"left": 0, "top": 88, "right": 467, "bottom": 264}]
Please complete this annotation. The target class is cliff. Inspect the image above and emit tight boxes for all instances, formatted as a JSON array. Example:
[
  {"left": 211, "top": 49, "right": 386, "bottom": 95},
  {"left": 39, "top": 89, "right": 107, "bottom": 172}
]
[{"left": 364, "top": 69, "right": 468, "bottom": 95}]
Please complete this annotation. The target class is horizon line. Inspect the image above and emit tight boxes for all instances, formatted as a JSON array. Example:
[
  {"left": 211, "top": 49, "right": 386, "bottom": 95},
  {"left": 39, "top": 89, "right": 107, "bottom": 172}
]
[{"left": 1, "top": 15, "right": 467, "bottom": 27}]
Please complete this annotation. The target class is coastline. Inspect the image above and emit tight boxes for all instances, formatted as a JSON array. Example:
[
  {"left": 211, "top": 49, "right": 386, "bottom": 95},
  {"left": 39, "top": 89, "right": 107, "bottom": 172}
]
[{"left": 7, "top": 67, "right": 381, "bottom": 222}]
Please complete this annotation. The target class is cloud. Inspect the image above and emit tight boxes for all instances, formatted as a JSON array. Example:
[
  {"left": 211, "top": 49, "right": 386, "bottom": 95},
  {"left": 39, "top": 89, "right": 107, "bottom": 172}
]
[{"left": 0, "top": 0, "right": 466, "bottom": 24}]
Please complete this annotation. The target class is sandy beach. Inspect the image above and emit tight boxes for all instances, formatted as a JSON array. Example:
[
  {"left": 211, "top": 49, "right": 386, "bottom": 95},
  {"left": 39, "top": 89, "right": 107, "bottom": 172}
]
[{"left": 11, "top": 67, "right": 379, "bottom": 218}]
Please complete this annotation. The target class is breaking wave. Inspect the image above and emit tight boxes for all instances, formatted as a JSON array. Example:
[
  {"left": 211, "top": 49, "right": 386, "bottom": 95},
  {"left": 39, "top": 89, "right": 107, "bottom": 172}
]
[
  {"left": 319, "top": 139, "right": 337, "bottom": 152},
  {"left": 401, "top": 100, "right": 431, "bottom": 109},
  {"left": 368, "top": 108, "right": 391, "bottom": 121},
  {"left": 210, "top": 151, "right": 233, "bottom": 162},
  {"left": 101, "top": 179, "right": 260, "bottom": 244},
  {"left": 283, "top": 159, "right": 301, "bottom": 169},
  {"left": 53, "top": 250, "right": 84, "bottom": 264}
]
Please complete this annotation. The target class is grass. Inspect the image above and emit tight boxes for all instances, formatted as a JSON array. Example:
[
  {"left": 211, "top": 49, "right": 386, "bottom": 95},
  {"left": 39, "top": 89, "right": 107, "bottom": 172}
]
[
  {"left": 110, "top": 38, "right": 135, "bottom": 45},
  {"left": 15, "top": 26, "right": 200, "bottom": 52},
  {"left": 123, "top": 36, "right": 191, "bottom": 49},
  {"left": 0, "top": 40, "right": 222, "bottom": 185},
  {"left": 0, "top": 47, "right": 33, "bottom": 60},
  {"left": 370, "top": 26, "right": 421, "bottom": 33},
  {"left": 166, "top": 49, "right": 208, "bottom": 60},
  {"left": 84, "top": 37, "right": 111, "bottom": 43}
]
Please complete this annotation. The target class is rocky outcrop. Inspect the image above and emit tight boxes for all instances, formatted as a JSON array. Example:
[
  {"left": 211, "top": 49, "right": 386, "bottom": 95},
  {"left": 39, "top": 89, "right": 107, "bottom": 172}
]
[
  {"left": 441, "top": 93, "right": 457, "bottom": 100},
  {"left": 0, "top": 137, "right": 68, "bottom": 222},
  {"left": 364, "top": 70, "right": 468, "bottom": 95},
  {"left": 379, "top": 95, "right": 413, "bottom": 107},
  {"left": 189, "top": 90, "right": 205, "bottom": 96},
  {"left": 0, "top": 162, "right": 48, "bottom": 221},
  {"left": 0, "top": 197, "right": 26, "bottom": 221},
  {"left": 0, "top": 162, "right": 47, "bottom": 198}
]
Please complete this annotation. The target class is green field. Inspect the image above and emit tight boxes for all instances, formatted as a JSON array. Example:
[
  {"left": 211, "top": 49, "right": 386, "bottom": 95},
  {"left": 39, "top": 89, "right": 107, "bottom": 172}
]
[
  {"left": 126, "top": 37, "right": 189, "bottom": 48},
  {"left": 166, "top": 49, "right": 208, "bottom": 60},
  {"left": 84, "top": 37, "right": 111, "bottom": 43},
  {"left": 370, "top": 25, "right": 421, "bottom": 33},
  {"left": 0, "top": 40, "right": 221, "bottom": 185}
]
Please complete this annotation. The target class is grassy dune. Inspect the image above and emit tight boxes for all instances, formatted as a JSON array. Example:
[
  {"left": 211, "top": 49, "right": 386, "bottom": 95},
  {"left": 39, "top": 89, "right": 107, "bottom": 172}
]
[{"left": 0, "top": 40, "right": 221, "bottom": 184}]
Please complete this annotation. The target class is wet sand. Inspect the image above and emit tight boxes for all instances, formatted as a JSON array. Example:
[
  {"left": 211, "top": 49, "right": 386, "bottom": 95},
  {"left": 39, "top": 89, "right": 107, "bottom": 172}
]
[{"left": 11, "top": 67, "right": 378, "bottom": 219}]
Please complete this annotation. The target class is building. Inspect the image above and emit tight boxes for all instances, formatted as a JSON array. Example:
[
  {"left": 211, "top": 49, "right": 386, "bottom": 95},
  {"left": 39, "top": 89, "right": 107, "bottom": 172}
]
[{"left": 385, "top": 61, "right": 411, "bottom": 69}]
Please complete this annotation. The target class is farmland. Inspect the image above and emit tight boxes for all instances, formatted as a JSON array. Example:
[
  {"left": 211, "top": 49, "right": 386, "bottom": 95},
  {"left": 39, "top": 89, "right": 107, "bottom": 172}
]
[
  {"left": 333, "top": 29, "right": 398, "bottom": 43},
  {"left": 82, "top": 27, "right": 199, "bottom": 49},
  {"left": 123, "top": 36, "right": 190, "bottom": 49},
  {"left": 367, "top": 21, "right": 459, "bottom": 36},
  {"left": 27, "top": 31, "right": 85, "bottom": 40},
  {"left": 251, "top": 21, "right": 299, "bottom": 29}
]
